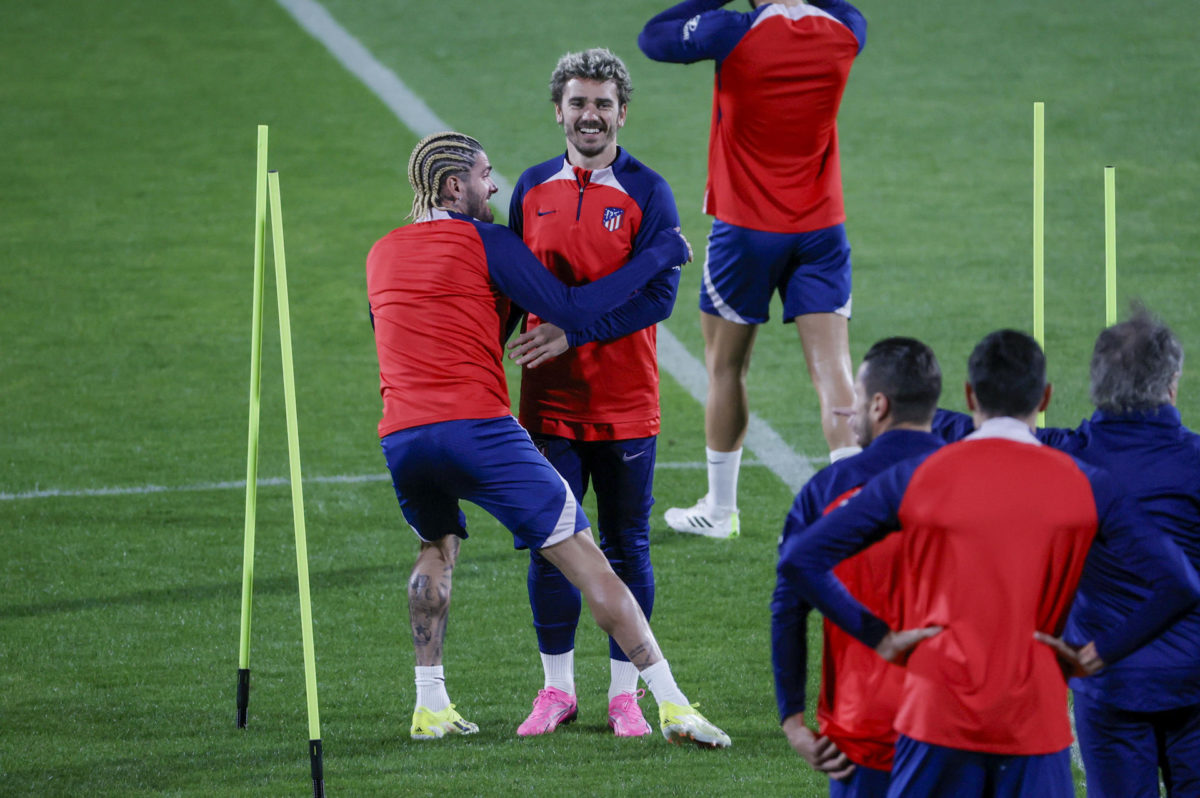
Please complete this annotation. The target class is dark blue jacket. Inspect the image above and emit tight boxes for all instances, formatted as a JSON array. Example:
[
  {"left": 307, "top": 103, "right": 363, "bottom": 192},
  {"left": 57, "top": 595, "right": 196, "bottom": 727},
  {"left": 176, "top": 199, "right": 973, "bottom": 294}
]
[{"left": 1040, "top": 406, "right": 1200, "bottom": 711}]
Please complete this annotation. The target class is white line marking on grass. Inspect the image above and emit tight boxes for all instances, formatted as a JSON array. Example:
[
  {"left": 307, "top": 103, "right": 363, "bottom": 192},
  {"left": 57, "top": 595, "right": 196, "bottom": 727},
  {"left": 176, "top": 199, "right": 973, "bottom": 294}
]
[
  {"left": 0, "top": 474, "right": 392, "bottom": 501},
  {"left": 273, "top": 0, "right": 513, "bottom": 211},
  {"left": 272, "top": 0, "right": 818, "bottom": 496},
  {"left": 1, "top": 462, "right": 781, "bottom": 501},
  {"left": 655, "top": 329, "right": 815, "bottom": 493}
]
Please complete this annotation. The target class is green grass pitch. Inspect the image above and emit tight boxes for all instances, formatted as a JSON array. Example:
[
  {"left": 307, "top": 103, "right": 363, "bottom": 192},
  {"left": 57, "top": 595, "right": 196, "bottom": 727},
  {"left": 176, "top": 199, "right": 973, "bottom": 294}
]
[{"left": 1, "top": 1, "right": 1196, "bottom": 795}]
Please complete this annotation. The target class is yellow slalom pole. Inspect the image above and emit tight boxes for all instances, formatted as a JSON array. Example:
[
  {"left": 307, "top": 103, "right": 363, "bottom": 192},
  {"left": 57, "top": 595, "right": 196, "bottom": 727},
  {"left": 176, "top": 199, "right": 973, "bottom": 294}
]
[
  {"left": 1105, "top": 166, "right": 1117, "bottom": 326},
  {"left": 237, "top": 124, "right": 269, "bottom": 728},
  {"left": 267, "top": 170, "right": 325, "bottom": 798},
  {"left": 1033, "top": 102, "right": 1046, "bottom": 427}
]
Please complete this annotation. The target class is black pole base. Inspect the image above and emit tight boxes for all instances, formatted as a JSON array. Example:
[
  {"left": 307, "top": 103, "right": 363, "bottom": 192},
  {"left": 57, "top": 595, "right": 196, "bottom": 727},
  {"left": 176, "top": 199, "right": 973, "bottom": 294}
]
[
  {"left": 236, "top": 668, "right": 251, "bottom": 728},
  {"left": 310, "top": 738, "right": 325, "bottom": 797}
]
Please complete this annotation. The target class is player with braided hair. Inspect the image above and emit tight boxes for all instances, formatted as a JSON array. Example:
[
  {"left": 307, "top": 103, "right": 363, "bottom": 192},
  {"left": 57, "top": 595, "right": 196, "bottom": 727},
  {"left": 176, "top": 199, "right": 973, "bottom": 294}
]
[
  {"left": 406, "top": 132, "right": 490, "bottom": 222},
  {"left": 367, "top": 133, "right": 730, "bottom": 749}
]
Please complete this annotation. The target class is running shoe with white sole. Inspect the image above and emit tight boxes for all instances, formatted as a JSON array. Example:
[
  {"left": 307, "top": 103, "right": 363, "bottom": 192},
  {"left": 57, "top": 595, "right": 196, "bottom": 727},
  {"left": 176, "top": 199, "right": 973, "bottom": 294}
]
[
  {"left": 664, "top": 496, "right": 740, "bottom": 539},
  {"left": 410, "top": 704, "right": 479, "bottom": 740},
  {"left": 659, "top": 701, "right": 731, "bottom": 748},
  {"left": 516, "top": 687, "right": 578, "bottom": 736},
  {"left": 608, "top": 689, "right": 652, "bottom": 738}
]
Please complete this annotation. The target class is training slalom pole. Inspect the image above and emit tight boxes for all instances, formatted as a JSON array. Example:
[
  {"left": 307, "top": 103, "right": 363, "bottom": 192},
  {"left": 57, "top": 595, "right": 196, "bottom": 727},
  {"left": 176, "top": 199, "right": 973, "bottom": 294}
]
[
  {"left": 267, "top": 170, "right": 326, "bottom": 798},
  {"left": 237, "top": 124, "right": 269, "bottom": 729},
  {"left": 1105, "top": 166, "right": 1117, "bottom": 326},
  {"left": 1032, "top": 102, "right": 1046, "bottom": 426}
]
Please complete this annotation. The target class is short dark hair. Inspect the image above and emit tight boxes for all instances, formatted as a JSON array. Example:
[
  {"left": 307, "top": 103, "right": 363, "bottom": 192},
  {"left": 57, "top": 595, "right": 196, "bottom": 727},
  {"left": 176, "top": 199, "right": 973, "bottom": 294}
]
[
  {"left": 549, "top": 48, "right": 633, "bottom": 107},
  {"left": 1090, "top": 305, "right": 1183, "bottom": 413},
  {"left": 967, "top": 330, "right": 1046, "bottom": 417},
  {"left": 860, "top": 337, "right": 942, "bottom": 425}
]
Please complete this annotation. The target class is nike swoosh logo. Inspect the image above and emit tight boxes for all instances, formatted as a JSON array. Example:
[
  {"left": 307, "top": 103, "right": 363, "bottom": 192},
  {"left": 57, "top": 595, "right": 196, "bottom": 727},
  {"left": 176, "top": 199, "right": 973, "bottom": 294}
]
[
  {"left": 622, "top": 450, "right": 647, "bottom": 462},
  {"left": 537, "top": 209, "right": 558, "bottom": 216}
]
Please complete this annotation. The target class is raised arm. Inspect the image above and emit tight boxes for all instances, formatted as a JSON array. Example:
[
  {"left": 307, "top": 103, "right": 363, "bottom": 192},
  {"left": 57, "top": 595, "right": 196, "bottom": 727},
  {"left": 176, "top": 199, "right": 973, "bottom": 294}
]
[{"left": 638, "top": 0, "right": 752, "bottom": 64}]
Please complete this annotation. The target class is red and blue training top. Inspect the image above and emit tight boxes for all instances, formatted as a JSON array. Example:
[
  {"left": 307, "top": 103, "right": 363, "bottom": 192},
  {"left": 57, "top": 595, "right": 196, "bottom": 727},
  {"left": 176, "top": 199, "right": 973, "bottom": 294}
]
[
  {"left": 937, "top": 405, "right": 1200, "bottom": 713},
  {"left": 639, "top": 0, "right": 866, "bottom": 234},
  {"left": 509, "top": 149, "right": 681, "bottom": 440},
  {"left": 780, "top": 417, "right": 1200, "bottom": 756},
  {"left": 366, "top": 210, "right": 686, "bottom": 439},
  {"left": 772, "top": 428, "right": 944, "bottom": 772}
]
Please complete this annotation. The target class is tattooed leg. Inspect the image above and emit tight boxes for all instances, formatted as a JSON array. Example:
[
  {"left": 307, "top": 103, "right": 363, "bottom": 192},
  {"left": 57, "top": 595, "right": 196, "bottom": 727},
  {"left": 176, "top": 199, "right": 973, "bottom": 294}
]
[
  {"left": 408, "top": 536, "right": 459, "bottom": 667},
  {"left": 538, "top": 530, "right": 663, "bottom": 669}
]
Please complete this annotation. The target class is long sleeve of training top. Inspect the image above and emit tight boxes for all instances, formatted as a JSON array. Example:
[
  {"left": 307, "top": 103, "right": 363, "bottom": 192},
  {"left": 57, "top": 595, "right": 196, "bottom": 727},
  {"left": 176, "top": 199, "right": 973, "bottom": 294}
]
[
  {"left": 1075, "top": 463, "right": 1200, "bottom": 664},
  {"left": 1034, "top": 406, "right": 1200, "bottom": 711},
  {"left": 639, "top": 0, "right": 865, "bottom": 233},
  {"left": 778, "top": 461, "right": 910, "bottom": 649},
  {"left": 508, "top": 151, "right": 681, "bottom": 347},
  {"left": 508, "top": 149, "right": 683, "bottom": 440},
  {"left": 639, "top": 0, "right": 865, "bottom": 64},
  {"left": 474, "top": 216, "right": 685, "bottom": 331},
  {"left": 782, "top": 446, "right": 1200, "bottom": 665},
  {"left": 563, "top": 268, "right": 679, "bottom": 346},
  {"left": 562, "top": 172, "right": 681, "bottom": 345},
  {"left": 772, "top": 430, "right": 943, "bottom": 774},
  {"left": 772, "top": 479, "right": 827, "bottom": 722}
]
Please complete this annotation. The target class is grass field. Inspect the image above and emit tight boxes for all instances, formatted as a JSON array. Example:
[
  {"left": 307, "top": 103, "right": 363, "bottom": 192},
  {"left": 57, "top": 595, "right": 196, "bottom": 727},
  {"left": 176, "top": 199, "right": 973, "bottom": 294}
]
[{"left": 1, "top": 0, "right": 1196, "bottom": 795}]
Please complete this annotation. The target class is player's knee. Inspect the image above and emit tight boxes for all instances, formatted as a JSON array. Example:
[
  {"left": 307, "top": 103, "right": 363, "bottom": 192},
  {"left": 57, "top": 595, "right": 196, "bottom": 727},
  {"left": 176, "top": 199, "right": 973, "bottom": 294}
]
[{"left": 605, "top": 539, "right": 651, "bottom": 579}]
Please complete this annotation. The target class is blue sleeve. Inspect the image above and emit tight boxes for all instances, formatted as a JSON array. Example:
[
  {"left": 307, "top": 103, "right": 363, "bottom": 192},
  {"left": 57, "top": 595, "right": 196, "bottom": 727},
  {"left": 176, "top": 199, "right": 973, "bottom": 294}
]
[
  {"left": 931, "top": 408, "right": 974, "bottom": 443},
  {"left": 778, "top": 462, "right": 919, "bottom": 649},
  {"left": 502, "top": 176, "right": 531, "bottom": 340},
  {"left": 771, "top": 481, "right": 828, "bottom": 722},
  {"left": 807, "top": 0, "right": 867, "bottom": 53},
  {"left": 564, "top": 268, "right": 680, "bottom": 346},
  {"left": 565, "top": 180, "right": 683, "bottom": 346},
  {"left": 638, "top": 0, "right": 754, "bottom": 65},
  {"left": 475, "top": 222, "right": 686, "bottom": 332},
  {"left": 1084, "top": 468, "right": 1200, "bottom": 664}
]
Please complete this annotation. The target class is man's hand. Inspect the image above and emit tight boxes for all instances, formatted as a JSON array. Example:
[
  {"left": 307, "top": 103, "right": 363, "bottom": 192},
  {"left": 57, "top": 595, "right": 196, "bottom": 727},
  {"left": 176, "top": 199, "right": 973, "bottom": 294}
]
[
  {"left": 782, "top": 713, "right": 855, "bottom": 779},
  {"left": 875, "top": 626, "right": 942, "bottom": 663},
  {"left": 1033, "top": 632, "right": 1105, "bottom": 677},
  {"left": 507, "top": 323, "right": 568, "bottom": 368}
]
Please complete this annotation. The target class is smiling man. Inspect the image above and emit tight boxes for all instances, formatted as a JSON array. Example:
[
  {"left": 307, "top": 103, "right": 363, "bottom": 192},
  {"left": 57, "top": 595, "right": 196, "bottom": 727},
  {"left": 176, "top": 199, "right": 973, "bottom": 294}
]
[{"left": 505, "top": 48, "right": 684, "bottom": 739}]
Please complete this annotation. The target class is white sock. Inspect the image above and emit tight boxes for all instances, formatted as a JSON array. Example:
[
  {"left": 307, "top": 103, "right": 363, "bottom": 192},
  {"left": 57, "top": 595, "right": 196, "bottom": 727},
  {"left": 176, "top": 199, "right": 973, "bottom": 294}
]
[
  {"left": 541, "top": 650, "right": 575, "bottom": 695},
  {"left": 415, "top": 665, "right": 450, "bottom": 712},
  {"left": 640, "top": 659, "right": 689, "bottom": 707},
  {"left": 706, "top": 447, "right": 742, "bottom": 512},
  {"left": 829, "top": 446, "right": 862, "bottom": 463},
  {"left": 609, "top": 658, "right": 640, "bottom": 701}
]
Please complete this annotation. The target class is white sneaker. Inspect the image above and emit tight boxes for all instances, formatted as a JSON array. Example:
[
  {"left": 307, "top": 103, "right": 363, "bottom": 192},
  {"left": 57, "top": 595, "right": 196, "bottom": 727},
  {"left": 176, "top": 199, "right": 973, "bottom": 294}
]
[{"left": 664, "top": 496, "right": 739, "bottom": 539}]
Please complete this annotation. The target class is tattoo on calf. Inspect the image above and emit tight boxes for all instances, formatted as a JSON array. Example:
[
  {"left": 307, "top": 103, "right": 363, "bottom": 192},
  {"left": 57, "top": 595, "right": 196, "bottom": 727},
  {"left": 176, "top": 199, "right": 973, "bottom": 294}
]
[{"left": 625, "top": 642, "right": 651, "bottom": 669}]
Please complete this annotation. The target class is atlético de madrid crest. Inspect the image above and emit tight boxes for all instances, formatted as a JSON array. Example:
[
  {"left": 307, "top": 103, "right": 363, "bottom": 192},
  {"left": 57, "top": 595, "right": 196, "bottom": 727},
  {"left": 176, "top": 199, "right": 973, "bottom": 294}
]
[{"left": 602, "top": 206, "right": 624, "bottom": 232}]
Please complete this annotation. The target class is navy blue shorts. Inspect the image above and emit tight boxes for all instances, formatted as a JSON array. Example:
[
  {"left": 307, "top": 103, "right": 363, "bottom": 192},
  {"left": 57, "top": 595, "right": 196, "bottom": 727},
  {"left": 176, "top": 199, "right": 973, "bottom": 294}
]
[
  {"left": 699, "top": 219, "right": 852, "bottom": 325},
  {"left": 887, "top": 734, "right": 1072, "bottom": 798},
  {"left": 380, "top": 416, "right": 588, "bottom": 550},
  {"left": 829, "top": 762, "right": 890, "bottom": 798},
  {"left": 532, "top": 435, "right": 656, "bottom": 544},
  {"left": 1074, "top": 691, "right": 1200, "bottom": 798}
]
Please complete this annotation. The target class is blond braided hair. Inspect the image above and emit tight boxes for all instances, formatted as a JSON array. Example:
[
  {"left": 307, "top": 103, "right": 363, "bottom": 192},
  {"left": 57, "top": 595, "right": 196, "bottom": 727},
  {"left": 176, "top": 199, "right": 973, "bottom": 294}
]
[{"left": 406, "top": 131, "right": 483, "bottom": 220}]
